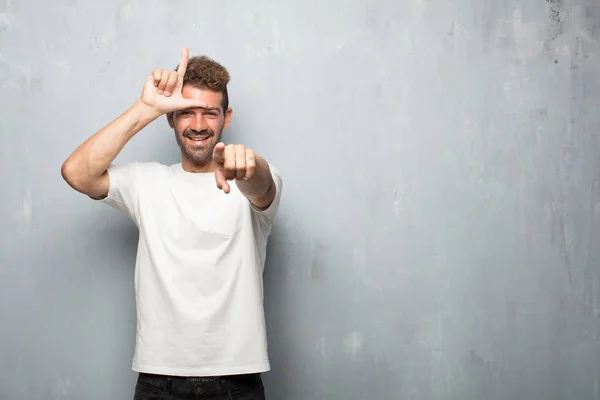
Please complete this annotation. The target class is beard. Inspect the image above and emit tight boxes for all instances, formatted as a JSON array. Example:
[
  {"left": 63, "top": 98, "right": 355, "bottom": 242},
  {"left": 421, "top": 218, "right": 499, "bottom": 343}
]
[{"left": 175, "top": 124, "right": 223, "bottom": 167}]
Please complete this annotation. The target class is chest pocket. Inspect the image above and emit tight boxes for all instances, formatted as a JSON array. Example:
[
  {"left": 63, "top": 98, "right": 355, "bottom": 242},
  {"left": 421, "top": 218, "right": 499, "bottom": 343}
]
[
  {"left": 145, "top": 180, "right": 245, "bottom": 251},
  {"left": 204, "top": 190, "right": 243, "bottom": 237}
]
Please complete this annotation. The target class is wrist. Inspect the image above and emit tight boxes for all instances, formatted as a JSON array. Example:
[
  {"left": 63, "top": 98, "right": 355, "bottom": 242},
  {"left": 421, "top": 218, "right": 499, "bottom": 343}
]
[{"left": 132, "top": 99, "right": 163, "bottom": 122}]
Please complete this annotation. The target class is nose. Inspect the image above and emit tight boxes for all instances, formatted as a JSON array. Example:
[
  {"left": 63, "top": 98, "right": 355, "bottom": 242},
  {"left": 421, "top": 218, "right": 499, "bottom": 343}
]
[{"left": 190, "top": 113, "right": 208, "bottom": 132}]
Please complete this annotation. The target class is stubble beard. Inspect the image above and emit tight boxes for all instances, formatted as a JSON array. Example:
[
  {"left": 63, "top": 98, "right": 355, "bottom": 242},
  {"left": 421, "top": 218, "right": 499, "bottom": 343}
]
[{"left": 175, "top": 124, "right": 223, "bottom": 167}]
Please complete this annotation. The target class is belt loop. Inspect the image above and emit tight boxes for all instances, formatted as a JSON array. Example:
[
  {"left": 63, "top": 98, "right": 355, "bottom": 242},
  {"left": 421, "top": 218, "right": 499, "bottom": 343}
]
[{"left": 166, "top": 377, "right": 173, "bottom": 394}]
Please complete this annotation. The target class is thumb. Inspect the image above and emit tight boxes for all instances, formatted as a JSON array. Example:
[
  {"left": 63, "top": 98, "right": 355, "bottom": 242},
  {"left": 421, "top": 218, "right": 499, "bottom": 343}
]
[{"left": 212, "top": 142, "right": 226, "bottom": 164}]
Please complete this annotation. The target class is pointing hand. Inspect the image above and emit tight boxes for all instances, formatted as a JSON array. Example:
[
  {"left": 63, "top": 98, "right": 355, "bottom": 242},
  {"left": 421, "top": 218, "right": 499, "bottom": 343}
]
[{"left": 212, "top": 143, "right": 256, "bottom": 194}]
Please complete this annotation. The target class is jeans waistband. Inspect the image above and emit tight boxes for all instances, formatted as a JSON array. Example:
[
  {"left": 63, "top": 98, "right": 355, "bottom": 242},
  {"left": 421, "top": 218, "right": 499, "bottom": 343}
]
[
  {"left": 139, "top": 372, "right": 260, "bottom": 381},
  {"left": 137, "top": 372, "right": 263, "bottom": 397}
]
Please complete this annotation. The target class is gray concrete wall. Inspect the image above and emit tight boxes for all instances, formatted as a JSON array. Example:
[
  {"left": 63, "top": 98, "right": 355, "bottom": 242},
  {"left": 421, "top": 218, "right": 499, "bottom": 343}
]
[{"left": 1, "top": 0, "right": 599, "bottom": 399}]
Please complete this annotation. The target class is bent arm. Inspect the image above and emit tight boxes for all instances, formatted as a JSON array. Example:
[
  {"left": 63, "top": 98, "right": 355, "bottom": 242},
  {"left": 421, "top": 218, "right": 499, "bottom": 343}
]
[{"left": 61, "top": 100, "right": 160, "bottom": 199}]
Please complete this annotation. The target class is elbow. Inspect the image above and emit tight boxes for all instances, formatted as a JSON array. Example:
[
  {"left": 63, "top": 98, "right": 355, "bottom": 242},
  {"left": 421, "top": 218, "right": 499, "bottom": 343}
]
[
  {"left": 61, "top": 160, "right": 84, "bottom": 192},
  {"left": 61, "top": 160, "right": 75, "bottom": 183},
  {"left": 61, "top": 160, "right": 73, "bottom": 184},
  {"left": 61, "top": 160, "right": 107, "bottom": 199}
]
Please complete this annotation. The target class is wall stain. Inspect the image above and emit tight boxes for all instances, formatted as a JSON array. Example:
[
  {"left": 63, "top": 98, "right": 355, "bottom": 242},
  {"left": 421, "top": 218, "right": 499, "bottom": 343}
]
[
  {"left": 545, "top": 0, "right": 565, "bottom": 50},
  {"left": 550, "top": 203, "right": 573, "bottom": 290},
  {"left": 469, "top": 350, "right": 494, "bottom": 384}
]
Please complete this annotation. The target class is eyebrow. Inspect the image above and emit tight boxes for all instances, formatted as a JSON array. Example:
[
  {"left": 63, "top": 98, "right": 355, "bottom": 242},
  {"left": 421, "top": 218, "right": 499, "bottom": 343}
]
[{"left": 179, "top": 107, "right": 221, "bottom": 113}]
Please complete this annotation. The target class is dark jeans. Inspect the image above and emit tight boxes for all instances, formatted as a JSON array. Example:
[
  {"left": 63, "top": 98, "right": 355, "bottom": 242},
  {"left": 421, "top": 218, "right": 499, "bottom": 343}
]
[{"left": 133, "top": 372, "right": 266, "bottom": 400}]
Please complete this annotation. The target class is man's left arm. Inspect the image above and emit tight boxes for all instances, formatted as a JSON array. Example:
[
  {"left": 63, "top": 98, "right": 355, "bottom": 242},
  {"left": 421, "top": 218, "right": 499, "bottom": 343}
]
[{"left": 213, "top": 143, "right": 277, "bottom": 210}]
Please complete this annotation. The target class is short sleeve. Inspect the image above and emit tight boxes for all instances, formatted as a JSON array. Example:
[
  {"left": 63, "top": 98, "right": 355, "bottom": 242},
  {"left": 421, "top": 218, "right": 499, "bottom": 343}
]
[
  {"left": 97, "top": 163, "right": 140, "bottom": 224},
  {"left": 250, "top": 163, "right": 283, "bottom": 234}
]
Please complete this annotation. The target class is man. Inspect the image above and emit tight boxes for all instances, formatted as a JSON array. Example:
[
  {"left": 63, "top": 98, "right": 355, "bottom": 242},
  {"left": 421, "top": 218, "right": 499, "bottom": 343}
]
[{"left": 61, "top": 47, "right": 282, "bottom": 400}]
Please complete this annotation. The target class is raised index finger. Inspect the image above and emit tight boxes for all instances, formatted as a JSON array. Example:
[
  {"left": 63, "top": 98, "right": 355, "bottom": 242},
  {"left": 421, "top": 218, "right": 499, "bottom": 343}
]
[{"left": 177, "top": 47, "right": 189, "bottom": 76}]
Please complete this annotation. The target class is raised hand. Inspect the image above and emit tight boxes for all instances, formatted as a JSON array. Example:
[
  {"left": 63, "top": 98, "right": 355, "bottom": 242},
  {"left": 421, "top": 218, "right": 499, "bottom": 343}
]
[
  {"left": 140, "top": 47, "right": 206, "bottom": 114},
  {"left": 212, "top": 143, "right": 256, "bottom": 194}
]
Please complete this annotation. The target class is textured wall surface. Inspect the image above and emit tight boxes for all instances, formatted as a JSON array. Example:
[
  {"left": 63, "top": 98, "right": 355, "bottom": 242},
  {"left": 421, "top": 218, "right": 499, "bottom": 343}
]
[{"left": 1, "top": 0, "right": 600, "bottom": 399}]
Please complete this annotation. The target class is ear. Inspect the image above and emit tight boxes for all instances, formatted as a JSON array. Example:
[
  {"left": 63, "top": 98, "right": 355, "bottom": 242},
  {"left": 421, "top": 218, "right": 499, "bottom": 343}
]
[
  {"left": 223, "top": 108, "right": 233, "bottom": 129},
  {"left": 166, "top": 112, "right": 175, "bottom": 129}
]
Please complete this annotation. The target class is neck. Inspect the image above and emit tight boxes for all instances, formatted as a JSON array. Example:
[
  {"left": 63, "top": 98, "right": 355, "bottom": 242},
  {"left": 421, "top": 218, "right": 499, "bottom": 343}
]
[{"left": 181, "top": 157, "right": 215, "bottom": 173}]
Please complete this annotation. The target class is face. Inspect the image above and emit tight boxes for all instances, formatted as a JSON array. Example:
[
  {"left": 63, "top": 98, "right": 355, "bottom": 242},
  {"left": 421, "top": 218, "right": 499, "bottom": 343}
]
[{"left": 168, "top": 85, "right": 232, "bottom": 171}]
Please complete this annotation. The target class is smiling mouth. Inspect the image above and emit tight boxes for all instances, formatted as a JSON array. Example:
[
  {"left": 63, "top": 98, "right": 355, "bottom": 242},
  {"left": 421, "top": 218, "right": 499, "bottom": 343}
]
[{"left": 186, "top": 135, "right": 211, "bottom": 143}]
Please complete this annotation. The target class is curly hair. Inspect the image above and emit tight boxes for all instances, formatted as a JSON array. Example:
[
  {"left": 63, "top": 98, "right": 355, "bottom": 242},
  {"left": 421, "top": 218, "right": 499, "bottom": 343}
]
[{"left": 177, "top": 56, "right": 230, "bottom": 112}]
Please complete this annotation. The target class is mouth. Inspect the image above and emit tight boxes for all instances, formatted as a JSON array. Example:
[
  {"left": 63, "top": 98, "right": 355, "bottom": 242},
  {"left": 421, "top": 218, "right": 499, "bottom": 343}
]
[{"left": 185, "top": 135, "right": 211, "bottom": 144}]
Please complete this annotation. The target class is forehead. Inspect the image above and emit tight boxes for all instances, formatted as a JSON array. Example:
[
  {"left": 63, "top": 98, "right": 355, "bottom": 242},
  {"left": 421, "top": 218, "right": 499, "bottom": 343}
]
[{"left": 181, "top": 85, "right": 223, "bottom": 108}]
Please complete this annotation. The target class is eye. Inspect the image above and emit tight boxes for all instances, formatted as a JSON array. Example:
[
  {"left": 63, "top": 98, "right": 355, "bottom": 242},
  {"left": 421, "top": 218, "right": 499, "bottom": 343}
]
[{"left": 179, "top": 110, "right": 193, "bottom": 116}]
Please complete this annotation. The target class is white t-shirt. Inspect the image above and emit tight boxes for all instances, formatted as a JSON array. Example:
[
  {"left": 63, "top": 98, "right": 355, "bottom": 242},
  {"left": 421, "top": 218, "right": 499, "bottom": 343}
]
[{"left": 98, "top": 161, "right": 282, "bottom": 377}]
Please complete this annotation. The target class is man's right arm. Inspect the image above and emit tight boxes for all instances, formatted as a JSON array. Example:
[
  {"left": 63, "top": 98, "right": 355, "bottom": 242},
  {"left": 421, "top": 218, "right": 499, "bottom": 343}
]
[
  {"left": 61, "top": 101, "right": 160, "bottom": 199},
  {"left": 61, "top": 47, "right": 203, "bottom": 199}
]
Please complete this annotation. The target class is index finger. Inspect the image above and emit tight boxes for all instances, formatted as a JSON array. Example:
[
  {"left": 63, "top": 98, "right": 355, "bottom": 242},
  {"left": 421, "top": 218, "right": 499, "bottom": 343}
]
[
  {"left": 177, "top": 47, "right": 189, "bottom": 76},
  {"left": 212, "top": 142, "right": 226, "bottom": 163}
]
